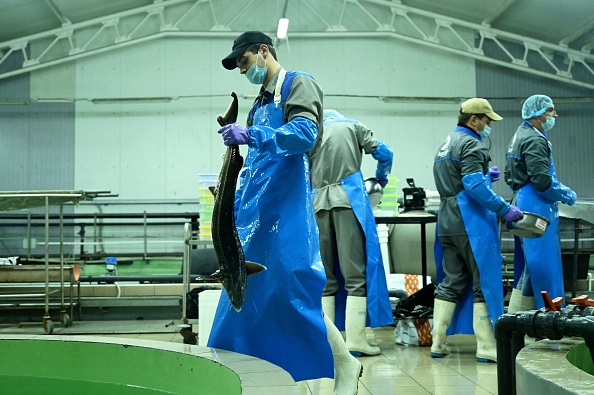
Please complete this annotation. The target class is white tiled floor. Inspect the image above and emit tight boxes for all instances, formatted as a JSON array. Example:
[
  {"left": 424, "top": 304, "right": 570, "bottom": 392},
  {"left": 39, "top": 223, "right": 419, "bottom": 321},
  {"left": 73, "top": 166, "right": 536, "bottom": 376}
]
[{"left": 83, "top": 326, "right": 498, "bottom": 394}]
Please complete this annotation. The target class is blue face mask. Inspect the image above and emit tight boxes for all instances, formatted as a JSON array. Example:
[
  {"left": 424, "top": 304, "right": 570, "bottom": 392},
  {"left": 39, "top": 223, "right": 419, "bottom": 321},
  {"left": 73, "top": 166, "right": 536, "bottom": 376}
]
[
  {"left": 541, "top": 116, "right": 555, "bottom": 131},
  {"left": 479, "top": 125, "right": 491, "bottom": 139},
  {"left": 477, "top": 119, "right": 491, "bottom": 139},
  {"left": 246, "top": 53, "right": 267, "bottom": 85}
]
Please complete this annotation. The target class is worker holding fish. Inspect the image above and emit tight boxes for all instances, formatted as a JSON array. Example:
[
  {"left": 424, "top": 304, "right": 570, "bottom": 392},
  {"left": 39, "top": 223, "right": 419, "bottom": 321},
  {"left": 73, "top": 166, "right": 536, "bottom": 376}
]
[
  {"left": 309, "top": 109, "right": 394, "bottom": 356},
  {"left": 207, "top": 31, "right": 362, "bottom": 394}
]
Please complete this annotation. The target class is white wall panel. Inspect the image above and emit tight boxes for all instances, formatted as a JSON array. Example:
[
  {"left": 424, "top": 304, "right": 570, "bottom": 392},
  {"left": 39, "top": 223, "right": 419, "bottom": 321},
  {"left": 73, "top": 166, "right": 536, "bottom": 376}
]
[
  {"left": 70, "top": 34, "right": 475, "bottom": 200},
  {"left": 286, "top": 37, "right": 475, "bottom": 190}
]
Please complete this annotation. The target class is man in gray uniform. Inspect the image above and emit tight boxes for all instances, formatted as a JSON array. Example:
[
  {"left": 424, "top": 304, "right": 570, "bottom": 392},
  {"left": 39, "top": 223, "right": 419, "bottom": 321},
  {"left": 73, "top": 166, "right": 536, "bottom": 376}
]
[
  {"left": 505, "top": 94, "right": 576, "bottom": 313},
  {"left": 310, "top": 109, "right": 394, "bottom": 356},
  {"left": 432, "top": 98, "right": 523, "bottom": 363}
]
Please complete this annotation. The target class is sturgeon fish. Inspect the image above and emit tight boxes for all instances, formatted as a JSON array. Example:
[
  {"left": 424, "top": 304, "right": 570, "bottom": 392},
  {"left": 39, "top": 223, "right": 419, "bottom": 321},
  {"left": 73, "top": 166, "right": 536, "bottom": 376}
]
[{"left": 209, "top": 92, "right": 265, "bottom": 312}]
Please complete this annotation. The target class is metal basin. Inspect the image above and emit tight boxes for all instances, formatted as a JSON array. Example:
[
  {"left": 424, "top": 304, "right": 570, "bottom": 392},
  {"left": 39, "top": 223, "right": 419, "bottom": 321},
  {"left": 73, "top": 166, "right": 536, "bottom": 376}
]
[
  {"left": 365, "top": 177, "right": 383, "bottom": 209},
  {"left": 506, "top": 211, "right": 550, "bottom": 238}
]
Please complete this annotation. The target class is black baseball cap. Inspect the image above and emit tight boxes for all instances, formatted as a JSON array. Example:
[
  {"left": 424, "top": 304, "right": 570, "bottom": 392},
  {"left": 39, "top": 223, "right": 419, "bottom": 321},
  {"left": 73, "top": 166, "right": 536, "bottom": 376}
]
[{"left": 222, "top": 31, "right": 273, "bottom": 70}]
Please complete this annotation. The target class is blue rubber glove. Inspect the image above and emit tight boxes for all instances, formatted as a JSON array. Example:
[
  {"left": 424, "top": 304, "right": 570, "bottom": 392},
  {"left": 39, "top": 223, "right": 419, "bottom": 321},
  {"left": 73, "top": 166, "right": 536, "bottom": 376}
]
[
  {"left": 372, "top": 141, "right": 393, "bottom": 179},
  {"left": 462, "top": 172, "right": 509, "bottom": 216},
  {"left": 539, "top": 175, "right": 576, "bottom": 205},
  {"left": 503, "top": 205, "right": 524, "bottom": 221},
  {"left": 218, "top": 123, "right": 250, "bottom": 146},
  {"left": 378, "top": 178, "right": 388, "bottom": 188},
  {"left": 567, "top": 190, "right": 577, "bottom": 206},
  {"left": 489, "top": 166, "right": 501, "bottom": 182}
]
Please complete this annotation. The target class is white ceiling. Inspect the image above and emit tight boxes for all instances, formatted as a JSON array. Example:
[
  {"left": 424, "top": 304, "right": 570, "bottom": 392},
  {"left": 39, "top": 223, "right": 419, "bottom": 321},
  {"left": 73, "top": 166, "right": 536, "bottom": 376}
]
[
  {"left": 1, "top": 0, "right": 594, "bottom": 89},
  {"left": 2, "top": 0, "right": 593, "bottom": 49}
]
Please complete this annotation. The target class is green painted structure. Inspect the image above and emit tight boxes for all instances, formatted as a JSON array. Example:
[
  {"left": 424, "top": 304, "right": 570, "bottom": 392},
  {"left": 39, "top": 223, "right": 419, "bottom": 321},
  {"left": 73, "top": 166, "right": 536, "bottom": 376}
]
[{"left": 0, "top": 338, "right": 241, "bottom": 394}]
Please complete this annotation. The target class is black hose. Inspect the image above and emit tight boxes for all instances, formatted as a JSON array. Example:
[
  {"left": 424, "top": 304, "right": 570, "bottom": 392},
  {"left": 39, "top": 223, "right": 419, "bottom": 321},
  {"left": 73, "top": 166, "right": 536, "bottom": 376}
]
[{"left": 494, "top": 311, "right": 594, "bottom": 395}]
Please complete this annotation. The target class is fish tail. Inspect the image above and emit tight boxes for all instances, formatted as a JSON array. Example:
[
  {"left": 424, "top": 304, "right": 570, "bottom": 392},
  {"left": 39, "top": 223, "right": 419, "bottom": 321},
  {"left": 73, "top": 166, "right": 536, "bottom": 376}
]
[{"left": 245, "top": 261, "right": 266, "bottom": 276}]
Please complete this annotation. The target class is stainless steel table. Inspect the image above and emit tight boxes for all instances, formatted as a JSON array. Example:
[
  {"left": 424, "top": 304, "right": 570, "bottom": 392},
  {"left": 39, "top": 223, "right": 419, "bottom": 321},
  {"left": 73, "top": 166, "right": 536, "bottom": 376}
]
[{"left": 558, "top": 200, "right": 594, "bottom": 298}]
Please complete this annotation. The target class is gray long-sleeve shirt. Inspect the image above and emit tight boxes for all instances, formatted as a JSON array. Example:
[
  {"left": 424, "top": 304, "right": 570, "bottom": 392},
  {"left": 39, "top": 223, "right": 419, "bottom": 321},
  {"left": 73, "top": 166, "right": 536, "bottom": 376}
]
[
  {"left": 433, "top": 125, "right": 490, "bottom": 236},
  {"left": 310, "top": 120, "right": 379, "bottom": 212},
  {"left": 504, "top": 123, "right": 552, "bottom": 192}
]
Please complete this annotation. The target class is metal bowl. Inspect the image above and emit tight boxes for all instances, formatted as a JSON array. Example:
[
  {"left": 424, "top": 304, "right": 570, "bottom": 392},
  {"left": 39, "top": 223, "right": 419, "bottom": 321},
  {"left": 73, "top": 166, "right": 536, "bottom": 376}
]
[
  {"left": 506, "top": 211, "right": 550, "bottom": 238},
  {"left": 365, "top": 177, "right": 383, "bottom": 209}
]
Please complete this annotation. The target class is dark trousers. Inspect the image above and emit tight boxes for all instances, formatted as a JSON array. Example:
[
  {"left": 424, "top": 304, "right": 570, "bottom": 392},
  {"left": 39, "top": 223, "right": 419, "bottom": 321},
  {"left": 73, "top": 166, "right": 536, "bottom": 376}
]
[
  {"left": 435, "top": 235, "right": 485, "bottom": 304},
  {"left": 315, "top": 207, "right": 367, "bottom": 297}
]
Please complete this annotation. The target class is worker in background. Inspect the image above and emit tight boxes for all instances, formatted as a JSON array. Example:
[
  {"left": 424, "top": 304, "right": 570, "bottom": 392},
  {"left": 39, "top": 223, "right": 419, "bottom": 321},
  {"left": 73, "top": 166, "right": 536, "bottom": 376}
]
[
  {"left": 505, "top": 94, "right": 577, "bottom": 313},
  {"left": 432, "top": 98, "right": 523, "bottom": 363},
  {"left": 208, "top": 31, "right": 362, "bottom": 395},
  {"left": 309, "top": 109, "right": 394, "bottom": 356}
]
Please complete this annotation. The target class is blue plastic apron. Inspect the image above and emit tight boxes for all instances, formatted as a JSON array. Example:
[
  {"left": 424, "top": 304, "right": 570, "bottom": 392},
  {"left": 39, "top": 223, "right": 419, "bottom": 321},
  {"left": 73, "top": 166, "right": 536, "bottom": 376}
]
[
  {"left": 207, "top": 71, "right": 333, "bottom": 381},
  {"left": 332, "top": 171, "right": 394, "bottom": 330},
  {"left": 514, "top": 153, "right": 563, "bottom": 309},
  {"left": 435, "top": 188, "right": 504, "bottom": 333}
]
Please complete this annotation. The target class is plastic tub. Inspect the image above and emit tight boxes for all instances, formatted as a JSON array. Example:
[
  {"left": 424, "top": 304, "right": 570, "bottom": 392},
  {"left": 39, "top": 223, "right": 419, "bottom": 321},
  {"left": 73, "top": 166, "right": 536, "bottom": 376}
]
[{"left": 199, "top": 289, "right": 223, "bottom": 346}]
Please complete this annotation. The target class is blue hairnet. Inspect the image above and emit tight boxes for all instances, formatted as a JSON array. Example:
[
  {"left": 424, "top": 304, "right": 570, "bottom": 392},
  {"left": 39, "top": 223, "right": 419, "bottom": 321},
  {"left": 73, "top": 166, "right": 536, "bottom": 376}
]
[
  {"left": 522, "top": 95, "right": 554, "bottom": 119},
  {"left": 323, "top": 109, "right": 345, "bottom": 123}
]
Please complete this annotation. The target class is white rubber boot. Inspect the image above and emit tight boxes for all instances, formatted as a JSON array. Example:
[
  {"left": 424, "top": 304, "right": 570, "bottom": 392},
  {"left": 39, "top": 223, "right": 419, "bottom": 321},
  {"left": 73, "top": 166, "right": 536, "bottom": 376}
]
[
  {"left": 473, "top": 303, "right": 497, "bottom": 363},
  {"left": 507, "top": 289, "right": 539, "bottom": 343},
  {"left": 507, "top": 288, "right": 536, "bottom": 314},
  {"left": 324, "top": 313, "right": 362, "bottom": 395},
  {"left": 430, "top": 299, "right": 456, "bottom": 358},
  {"left": 322, "top": 296, "right": 336, "bottom": 323},
  {"left": 346, "top": 296, "right": 381, "bottom": 356}
]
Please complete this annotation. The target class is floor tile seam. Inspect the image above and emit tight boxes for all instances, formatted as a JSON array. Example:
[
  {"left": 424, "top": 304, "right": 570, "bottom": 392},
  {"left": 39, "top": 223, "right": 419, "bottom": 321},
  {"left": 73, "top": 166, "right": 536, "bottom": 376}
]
[
  {"left": 373, "top": 353, "right": 417, "bottom": 380},
  {"left": 430, "top": 357, "right": 467, "bottom": 375},
  {"left": 476, "top": 382, "right": 497, "bottom": 395}
]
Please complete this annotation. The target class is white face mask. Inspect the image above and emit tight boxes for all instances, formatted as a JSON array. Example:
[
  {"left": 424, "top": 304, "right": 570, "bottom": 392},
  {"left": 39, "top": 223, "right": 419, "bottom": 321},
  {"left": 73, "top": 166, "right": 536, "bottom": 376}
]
[{"left": 541, "top": 116, "right": 556, "bottom": 131}]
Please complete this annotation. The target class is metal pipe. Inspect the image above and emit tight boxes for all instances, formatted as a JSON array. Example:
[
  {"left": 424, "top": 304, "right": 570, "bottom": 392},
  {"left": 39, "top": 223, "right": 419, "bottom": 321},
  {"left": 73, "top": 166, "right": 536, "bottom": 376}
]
[
  {"left": 143, "top": 211, "right": 148, "bottom": 260},
  {"left": 78, "top": 274, "right": 218, "bottom": 283},
  {"left": 26, "top": 211, "right": 32, "bottom": 260},
  {"left": 44, "top": 196, "right": 50, "bottom": 316},
  {"left": 181, "top": 223, "right": 191, "bottom": 324},
  {"left": 572, "top": 218, "right": 580, "bottom": 298},
  {"left": 59, "top": 204, "right": 65, "bottom": 310}
]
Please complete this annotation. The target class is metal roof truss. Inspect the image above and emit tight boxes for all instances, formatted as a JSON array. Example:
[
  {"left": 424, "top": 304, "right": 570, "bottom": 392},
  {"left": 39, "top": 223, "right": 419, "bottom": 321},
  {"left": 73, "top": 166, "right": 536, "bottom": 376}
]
[{"left": 0, "top": 0, "right": 593, "bottom": 91}]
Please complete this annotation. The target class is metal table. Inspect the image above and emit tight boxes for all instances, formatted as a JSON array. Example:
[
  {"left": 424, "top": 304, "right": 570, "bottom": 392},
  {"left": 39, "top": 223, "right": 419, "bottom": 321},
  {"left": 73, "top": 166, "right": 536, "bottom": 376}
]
[
  {"left": 558, "top": 200, "right": 594, "bottom": 298},
  {"left": 0, "top": 190, "right": 113, "bottom": 333},
  {"left": 375, "top": 211, "right": 438, "bottom": 288}
]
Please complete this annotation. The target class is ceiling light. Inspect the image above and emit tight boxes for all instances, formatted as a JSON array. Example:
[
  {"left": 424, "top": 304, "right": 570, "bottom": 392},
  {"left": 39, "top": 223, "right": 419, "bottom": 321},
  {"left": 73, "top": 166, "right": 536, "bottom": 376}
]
[{"left": 277, "top": 18, "right": 289, "bottom": 39}]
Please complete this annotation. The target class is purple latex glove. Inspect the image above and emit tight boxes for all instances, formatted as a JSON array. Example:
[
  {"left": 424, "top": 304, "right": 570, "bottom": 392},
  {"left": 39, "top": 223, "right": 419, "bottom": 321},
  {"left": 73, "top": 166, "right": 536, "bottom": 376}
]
[
  {"left": 503, "top": 205, "right": 523, "bottom": 221},
  {"left": 378, "top": 178, "right": 388, "bottom": 188},
  {"left": 489, "top": 166, "right": 501, "bottom": 182},
  {"left": 218, "top": 123, "right": 250, "bottom": 146}
]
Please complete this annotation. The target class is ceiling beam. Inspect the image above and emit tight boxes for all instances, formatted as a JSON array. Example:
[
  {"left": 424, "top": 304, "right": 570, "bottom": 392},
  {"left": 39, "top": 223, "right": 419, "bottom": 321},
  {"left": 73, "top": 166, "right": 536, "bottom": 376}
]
[
  {"left": 1, "top": 0, "right": 594, "bottom": 91},
  {"left": 482, "top": 0, "right": 516, "bottom": 26},
  {"left": 559, "top": 17, "right": 594, "bottom": 47},
  {"left": 43, "top": 0, "right": 71, "bottom": 25}
]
